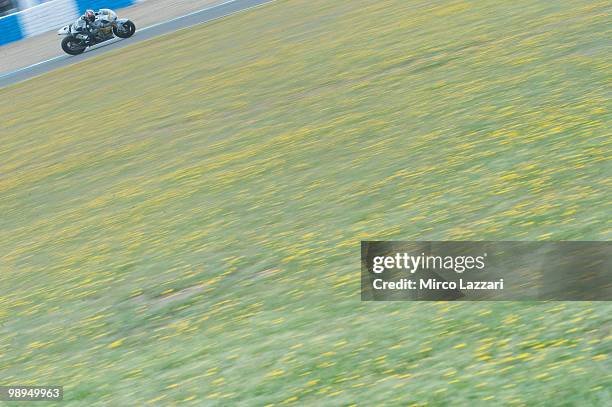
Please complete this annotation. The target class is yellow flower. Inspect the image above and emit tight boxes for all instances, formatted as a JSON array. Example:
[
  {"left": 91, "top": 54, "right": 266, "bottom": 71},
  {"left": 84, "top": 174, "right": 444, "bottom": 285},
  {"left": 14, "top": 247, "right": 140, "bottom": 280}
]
[{"left": 108, "top": 338, "right": 124, "bottom": 349}]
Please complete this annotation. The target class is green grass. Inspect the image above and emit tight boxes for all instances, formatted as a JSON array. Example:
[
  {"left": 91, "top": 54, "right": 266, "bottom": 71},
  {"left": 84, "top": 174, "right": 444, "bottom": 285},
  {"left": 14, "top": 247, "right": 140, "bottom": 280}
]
[{"left": 1, "top": 0, "right": 610, "bottom": 405}]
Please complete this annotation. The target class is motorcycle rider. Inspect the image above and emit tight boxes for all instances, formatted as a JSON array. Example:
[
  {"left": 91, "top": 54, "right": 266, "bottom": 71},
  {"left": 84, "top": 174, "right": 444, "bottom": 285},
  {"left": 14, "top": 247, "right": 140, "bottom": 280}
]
[{"left": 73, "top": 9, "right": 97, "bottom": 45}]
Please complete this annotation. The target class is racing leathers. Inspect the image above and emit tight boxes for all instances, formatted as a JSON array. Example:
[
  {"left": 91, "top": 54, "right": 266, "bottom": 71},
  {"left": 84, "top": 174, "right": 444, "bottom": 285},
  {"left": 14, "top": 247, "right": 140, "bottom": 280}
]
[{"left": 73, "top": 14, "right": 97, "bottom": 45}]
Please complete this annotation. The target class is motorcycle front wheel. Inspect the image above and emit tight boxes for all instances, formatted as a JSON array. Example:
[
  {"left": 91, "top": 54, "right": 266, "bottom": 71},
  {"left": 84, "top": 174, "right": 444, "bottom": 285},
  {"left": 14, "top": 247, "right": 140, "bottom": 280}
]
[
  {"left": 113, "top": 21, "right": 136, "bottom": 39},
  {"left": 61, "top": 36, "right": 86, "bottom": 55}
]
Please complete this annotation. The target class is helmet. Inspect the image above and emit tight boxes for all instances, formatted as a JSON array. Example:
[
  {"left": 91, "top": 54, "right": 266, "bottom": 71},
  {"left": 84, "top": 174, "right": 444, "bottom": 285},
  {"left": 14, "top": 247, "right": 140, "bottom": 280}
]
[{"left": 84, "top": 10, "right": 95, "bottom": 23}]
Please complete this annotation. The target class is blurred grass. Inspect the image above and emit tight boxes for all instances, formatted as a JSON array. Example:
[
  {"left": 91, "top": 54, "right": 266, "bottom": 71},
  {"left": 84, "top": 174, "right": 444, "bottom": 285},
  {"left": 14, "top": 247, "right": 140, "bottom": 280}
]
[{"left": 1, "top": 0, "right": 611, "bottom": 405}]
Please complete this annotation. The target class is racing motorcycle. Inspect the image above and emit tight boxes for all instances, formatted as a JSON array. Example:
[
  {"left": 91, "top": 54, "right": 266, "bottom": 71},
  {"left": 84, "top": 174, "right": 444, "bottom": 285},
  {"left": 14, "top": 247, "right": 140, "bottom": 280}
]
[{"left": 57, "top": 9, "right": 136, "bottom": 55}]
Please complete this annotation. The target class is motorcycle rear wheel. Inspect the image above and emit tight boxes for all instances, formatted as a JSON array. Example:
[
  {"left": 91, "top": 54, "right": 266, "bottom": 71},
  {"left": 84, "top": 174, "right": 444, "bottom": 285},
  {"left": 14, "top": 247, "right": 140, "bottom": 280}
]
[
  {"left": 113, "top": 21, "right": 136, "bottom": 39},
  {"left": 61, "top": 36, "right": 86, "bottom": 55}
]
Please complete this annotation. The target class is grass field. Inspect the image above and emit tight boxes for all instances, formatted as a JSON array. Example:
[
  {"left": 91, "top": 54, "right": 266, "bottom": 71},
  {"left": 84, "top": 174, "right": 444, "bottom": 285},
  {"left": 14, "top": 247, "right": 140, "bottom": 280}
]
[{"left": 1, "top": 0, "right": 610, "bottom": 405}]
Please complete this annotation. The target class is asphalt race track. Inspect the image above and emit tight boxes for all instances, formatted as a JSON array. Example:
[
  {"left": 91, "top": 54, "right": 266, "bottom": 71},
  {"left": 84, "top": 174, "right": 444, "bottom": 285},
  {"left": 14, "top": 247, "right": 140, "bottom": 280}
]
[{"left": 0, "top": 0, "right": 274, "bottom": 88}]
